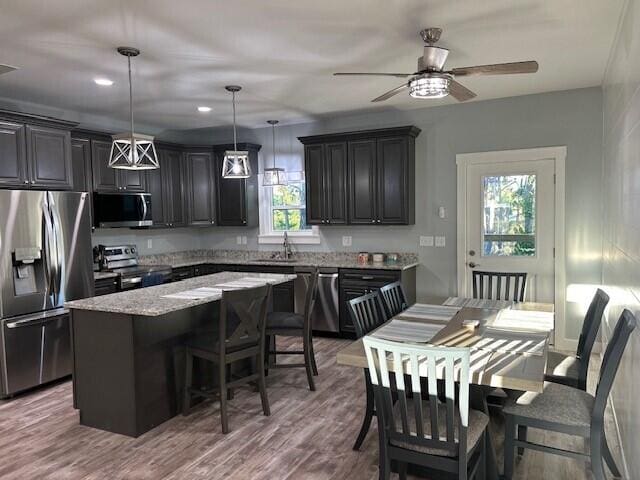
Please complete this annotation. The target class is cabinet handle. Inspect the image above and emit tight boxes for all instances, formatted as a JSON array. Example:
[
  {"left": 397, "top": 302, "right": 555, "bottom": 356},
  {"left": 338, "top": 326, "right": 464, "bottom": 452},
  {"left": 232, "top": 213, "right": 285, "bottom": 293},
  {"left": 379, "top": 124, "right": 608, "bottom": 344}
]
[
  {"left": 377, "top": 219, "right": 381, "bottom": 223},
  {"left": 24, "top": 180, "right": 29, "bottom": 184},
  {"left": 31, "top": 180, "right": 35, "bottom": 184},
  {"left": 371, "top": 220, "right": 375, "bottom": 223}
]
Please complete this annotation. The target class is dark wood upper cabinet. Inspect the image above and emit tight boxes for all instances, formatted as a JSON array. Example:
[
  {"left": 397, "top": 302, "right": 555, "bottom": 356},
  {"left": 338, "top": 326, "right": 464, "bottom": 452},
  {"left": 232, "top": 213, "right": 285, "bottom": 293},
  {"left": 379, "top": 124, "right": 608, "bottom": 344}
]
[
  {"left": 213, "top": 143, "right": 260, "bottom": 227},
  {"left": 348, "top": 139, "right": 377, "bottom": 224},
  {"left": 146, "top": 155, "right": 166, "bottom": 226},
  {"left": 91, "top": 140, "right": 118, "bottom": 192},
  {"left": 71, "top": 138, "right": 91, "bottom": 192},
  {"left": 0, "top": 121, "right": 27, "bottom": 187},
  {"left": 163, "top": 149, "right": 186, "bottom": 227},
  {"left": 184, "top": 150, "right": 215, "bottom": 226},
  {"left": 25, "top": 125, "right": 73, "bottom": 189},
  {"left": 300, "top": 126, "right": 419, "bottom": 226}
]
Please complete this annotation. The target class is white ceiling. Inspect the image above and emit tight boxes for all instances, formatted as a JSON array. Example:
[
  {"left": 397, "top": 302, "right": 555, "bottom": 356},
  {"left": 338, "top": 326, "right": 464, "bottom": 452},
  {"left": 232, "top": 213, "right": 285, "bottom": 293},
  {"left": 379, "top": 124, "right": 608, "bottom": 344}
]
[{"left": 0, "top": 0, "right": 624, "bottom": 132}]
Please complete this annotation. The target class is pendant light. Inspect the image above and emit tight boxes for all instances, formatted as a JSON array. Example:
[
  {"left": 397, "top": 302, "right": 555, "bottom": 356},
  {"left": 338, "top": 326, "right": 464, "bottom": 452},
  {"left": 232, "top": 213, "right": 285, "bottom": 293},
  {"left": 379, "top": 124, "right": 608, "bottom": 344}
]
[
  {"left": 108, "top": 47, "right": 159, "bottom": 170},
  {"left": 221, "top": 85, "right": 250, "bottom": 178},
  {"left": 263, "top": 120, "right": 287, "bottom": 186}
]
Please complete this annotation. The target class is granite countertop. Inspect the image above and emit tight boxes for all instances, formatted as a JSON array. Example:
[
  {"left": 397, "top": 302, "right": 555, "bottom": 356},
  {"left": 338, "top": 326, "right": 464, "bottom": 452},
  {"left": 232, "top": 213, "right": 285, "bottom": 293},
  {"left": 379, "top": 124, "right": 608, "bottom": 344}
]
[
  {"left": 138, "top": 250, "right": 420, "bottom": 271},
  {"left": 93, "top": 271, "right": 118, "bottom": 280},
  {"left": 68, "top": 271, "right": 297, "bottom": 317}
]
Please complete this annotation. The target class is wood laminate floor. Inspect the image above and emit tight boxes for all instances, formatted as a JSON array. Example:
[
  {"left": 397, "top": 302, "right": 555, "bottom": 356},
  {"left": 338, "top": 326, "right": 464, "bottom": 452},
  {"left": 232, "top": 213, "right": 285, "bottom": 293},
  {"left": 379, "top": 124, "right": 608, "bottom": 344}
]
[{"left": 0, "top": 337, "right": 623, "bottom": 480}]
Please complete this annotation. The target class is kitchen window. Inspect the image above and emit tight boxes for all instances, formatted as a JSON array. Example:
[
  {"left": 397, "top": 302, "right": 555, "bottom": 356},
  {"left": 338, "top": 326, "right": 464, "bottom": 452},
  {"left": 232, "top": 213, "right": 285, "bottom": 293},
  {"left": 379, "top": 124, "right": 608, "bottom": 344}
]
[{"left": 258, "top": 171, "right": 320, "bottom": 244}]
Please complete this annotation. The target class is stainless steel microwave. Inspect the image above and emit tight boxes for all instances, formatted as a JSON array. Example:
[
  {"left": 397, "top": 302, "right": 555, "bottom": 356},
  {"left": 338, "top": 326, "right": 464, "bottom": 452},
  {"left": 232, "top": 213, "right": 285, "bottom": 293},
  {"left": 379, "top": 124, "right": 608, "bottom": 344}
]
[{"left": 93, "top": 192, "right": 152, "bottom": 228}]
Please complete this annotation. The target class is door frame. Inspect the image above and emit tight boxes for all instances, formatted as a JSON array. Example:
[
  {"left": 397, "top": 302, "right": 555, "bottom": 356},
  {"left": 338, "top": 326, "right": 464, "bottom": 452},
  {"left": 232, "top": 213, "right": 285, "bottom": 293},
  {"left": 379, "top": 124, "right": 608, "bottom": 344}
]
[{"left": 456, "top": 146, "right": 570, "bottom": 350}]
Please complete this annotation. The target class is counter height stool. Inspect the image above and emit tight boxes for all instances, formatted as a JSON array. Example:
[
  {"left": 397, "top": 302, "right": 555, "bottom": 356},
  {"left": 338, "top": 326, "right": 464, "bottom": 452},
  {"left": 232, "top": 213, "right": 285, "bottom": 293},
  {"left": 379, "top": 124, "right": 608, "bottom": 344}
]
[
  {"left": 265, "top": 269, "right": 319, "bottom": 391},
  {"left": 503, "top": 309, "right": 636, "bottom": 480},
  {"left": 182, "top": 284, "right": 271, "bottom": 434},
  {"left": 380, "top": 281, "right": 409, "bottom": 318},
  {"left": 348, "top": 291, "right": 389, "bottom": 450},
  {"left": 545, "top": 288, "right": 609, "bottom": 391}
]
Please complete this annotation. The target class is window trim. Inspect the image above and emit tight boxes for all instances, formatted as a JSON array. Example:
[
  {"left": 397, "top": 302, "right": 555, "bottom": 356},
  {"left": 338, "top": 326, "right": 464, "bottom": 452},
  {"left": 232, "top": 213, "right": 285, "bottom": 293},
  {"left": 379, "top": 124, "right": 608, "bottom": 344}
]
[{"left": 258, "top": 173, "right": 320, "bottom": 245}]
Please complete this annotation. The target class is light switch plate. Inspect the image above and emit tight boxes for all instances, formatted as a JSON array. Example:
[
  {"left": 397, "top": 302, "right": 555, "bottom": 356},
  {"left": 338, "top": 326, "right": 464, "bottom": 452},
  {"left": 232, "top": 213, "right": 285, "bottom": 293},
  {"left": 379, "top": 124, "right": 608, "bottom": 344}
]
[
  {"left": 242, "top": 236, "right": 247, "bottom": 245},
  {"left": 419, "top": 236, "right": 434, "bottom": 247},
  {"left": 342, "top": 236, "right": 352, "bottom": 247},
  {"left": 435, "top": 236, "right": 446, "bottom": 247},
  {"left": 236, "top": 236, "right": 243, "bottom": 245},
  {"left": 147, "top": 239, "right": 152, "bottom": 249}
]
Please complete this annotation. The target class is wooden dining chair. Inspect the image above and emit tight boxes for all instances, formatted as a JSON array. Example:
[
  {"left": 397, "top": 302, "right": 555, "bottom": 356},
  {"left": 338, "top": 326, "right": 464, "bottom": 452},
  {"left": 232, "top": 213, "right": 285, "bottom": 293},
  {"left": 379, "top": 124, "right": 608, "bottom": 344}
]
[
  {"left": 504, "top": 309, "right": 636, "bottom": 480},
  {"left": 182, "top": 284, "right": 271, "bottom": 434},
  {"left": 472, "top": 270, "right": 527, "bottom": 302},
  {"left": 545, "top": 288, "right": 609, "bottom": 391},
  {"left": 265, "top": 269, "right": 319, "bottom": 391},
  {"left": 348, "top": 291, "right": 389, "bottom": 450},
  {"left": 363, "top": 336, "right": 488, "bottom": 480},
  {"left": 380, "top": 280, "right": 409, "bottom": 318}
]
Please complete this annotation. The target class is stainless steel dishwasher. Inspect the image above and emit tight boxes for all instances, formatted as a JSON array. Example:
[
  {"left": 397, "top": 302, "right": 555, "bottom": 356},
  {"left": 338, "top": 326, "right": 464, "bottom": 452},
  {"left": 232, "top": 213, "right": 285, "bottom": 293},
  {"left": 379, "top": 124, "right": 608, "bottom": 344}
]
[{"left": 294, "top": 267, "right": 339, "bottom": 333}]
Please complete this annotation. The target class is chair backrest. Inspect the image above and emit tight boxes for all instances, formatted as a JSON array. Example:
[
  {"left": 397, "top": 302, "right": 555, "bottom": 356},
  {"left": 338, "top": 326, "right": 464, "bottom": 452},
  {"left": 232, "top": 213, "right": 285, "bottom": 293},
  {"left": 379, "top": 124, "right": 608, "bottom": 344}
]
[
  {"left": 348, "top": 291, "right": 388, "bottom": 339},
  {"left": 303, "top": 269, "right": 319, "bottom": 335},
  {"left": 379, "top": 281, "right": 409, "bottom": 318},
  {"left": 363, "top": 336, "right": 471, "bottom": 460},
  {"left": 219, "top": 284, "right": 271, "bottom": 354},
  {"left": 593, "top": 309, "right": 636, "bottom": 426},
  {"left": 472, "top": 270, "right": 527, "bottom": 302},
  {"left": 575, "top": 289, "right": 610, "bottom": 386}
]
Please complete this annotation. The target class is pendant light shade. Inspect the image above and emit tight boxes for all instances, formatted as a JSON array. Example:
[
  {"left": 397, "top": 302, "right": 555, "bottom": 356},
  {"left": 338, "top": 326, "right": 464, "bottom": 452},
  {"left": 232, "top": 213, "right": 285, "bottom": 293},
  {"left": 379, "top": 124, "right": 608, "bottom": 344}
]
[
  {"left": 263, "top": 120, "right": 287, "bottom": 186},
  {"left": 109, "top": 47, "right": 159, "bottom": 170},
  {"left": 222, "top": 85, "right": 250, "bottom": 179}
]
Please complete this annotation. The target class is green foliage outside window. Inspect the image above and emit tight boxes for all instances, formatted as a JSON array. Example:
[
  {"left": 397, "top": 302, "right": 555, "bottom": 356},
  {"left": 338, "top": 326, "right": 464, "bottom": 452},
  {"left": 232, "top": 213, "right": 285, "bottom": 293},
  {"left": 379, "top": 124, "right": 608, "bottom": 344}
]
[{"left": 271, "top": 182, "right": 309, "bottom": 231}]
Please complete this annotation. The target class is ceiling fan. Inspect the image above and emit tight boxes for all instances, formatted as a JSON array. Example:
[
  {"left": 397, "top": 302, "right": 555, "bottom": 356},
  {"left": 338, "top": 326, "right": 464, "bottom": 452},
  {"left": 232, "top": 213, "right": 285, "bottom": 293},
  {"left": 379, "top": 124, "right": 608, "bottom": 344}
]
[
  {"left": 334, "top": 28, "right": 538, "bottom": 103},
  {"left": 0, "top": 64, "right": 18, "bottom": 76}
]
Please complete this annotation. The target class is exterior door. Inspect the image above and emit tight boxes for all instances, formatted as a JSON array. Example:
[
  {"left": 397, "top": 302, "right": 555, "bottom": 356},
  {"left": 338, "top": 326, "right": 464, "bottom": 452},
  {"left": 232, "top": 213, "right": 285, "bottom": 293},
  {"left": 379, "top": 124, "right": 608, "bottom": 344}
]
[{"left": 460, "top": 155, "right": 556, "bottom": 303}]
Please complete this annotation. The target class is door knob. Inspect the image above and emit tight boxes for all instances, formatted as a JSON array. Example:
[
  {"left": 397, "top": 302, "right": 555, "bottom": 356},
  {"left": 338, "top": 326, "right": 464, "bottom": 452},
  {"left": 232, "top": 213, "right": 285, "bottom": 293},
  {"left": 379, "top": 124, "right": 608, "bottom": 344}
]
[
  {"left": 468, "top": 250, "right": 476, "bottom": 256},
  {"left": 468, "top": 261, "right": 479, "bottom": 268}
]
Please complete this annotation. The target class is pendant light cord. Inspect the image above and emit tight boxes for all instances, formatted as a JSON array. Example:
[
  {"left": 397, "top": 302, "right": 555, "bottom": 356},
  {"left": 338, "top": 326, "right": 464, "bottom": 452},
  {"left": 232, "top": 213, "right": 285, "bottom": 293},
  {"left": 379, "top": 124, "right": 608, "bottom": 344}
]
[
  {"left": 232, "top": 91, "right": 237, "bottom": 151},
  {"left": 128, "top": 55, "right": 134, "bottom": 138},
  {"left": 272, "top": 122, "right": 276, "bottom": 168}
]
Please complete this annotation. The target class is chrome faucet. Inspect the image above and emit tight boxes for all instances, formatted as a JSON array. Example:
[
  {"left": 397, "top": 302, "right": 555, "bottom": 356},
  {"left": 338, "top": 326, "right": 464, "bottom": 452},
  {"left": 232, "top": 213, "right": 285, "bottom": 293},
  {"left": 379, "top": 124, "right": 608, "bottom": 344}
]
[{"left": 283, "top": 231, "right": 293, "bottom": 260}]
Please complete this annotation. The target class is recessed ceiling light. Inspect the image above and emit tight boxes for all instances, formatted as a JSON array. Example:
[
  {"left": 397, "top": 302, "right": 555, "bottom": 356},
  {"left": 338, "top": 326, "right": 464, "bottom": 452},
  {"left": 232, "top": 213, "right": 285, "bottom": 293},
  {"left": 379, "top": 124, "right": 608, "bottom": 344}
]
[
  {"left": 197, "top": 106, "right": 212, "bottom": 113},
  {"left": 94, "top": 78, "right": 114, "bottom": 86}
]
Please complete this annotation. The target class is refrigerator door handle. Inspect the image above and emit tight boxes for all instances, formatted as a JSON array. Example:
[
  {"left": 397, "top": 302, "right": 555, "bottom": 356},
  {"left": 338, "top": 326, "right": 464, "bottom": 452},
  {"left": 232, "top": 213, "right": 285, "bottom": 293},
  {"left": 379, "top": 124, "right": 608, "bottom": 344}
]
[
  {"left": 49, "top": 194, "right": 65, "bottom": 305},
  {"left": 41, "top": 196, "right": 55, "bottom": 301}
]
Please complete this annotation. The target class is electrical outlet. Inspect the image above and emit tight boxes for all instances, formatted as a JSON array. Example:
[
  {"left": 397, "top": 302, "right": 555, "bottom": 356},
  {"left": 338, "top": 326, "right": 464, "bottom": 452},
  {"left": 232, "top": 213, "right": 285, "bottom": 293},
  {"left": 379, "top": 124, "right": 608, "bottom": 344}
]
[
  {"left": 147, "top": 239, "right": 152, "bottom": 249},
  {"left": 419, "top": 236, "right": 434, "bottom": 247},
  {"left": 236, "top": 236, "right": 243, "bottom": 245},
  {"left": 342, "top": 236, "right": 352, "bottom": 247},
  {"left": 435, "top": 236, "right": 446, "bottom": 247},
  {"left": 242, "top": 236, "right": 247, "bottom": 245}
]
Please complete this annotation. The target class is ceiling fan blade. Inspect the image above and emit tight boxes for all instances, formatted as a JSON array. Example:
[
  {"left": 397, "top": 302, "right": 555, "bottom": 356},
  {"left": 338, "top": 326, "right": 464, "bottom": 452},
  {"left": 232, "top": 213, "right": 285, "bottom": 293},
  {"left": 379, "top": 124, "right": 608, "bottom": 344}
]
[
  {"left": 371, "top": 83, "right": 408, "bottom": 102},
  {"left": 448, "top": 80, "right": 476, "bottom": 102},
  {"left": 450, "top": 61, "right": 538, "bottom": 77},
  {"left": 0, "top": 64, "right": 18, "bottom": 76},
  {"left": 334, "top": 72, "right": 412, "bottom": 78}
]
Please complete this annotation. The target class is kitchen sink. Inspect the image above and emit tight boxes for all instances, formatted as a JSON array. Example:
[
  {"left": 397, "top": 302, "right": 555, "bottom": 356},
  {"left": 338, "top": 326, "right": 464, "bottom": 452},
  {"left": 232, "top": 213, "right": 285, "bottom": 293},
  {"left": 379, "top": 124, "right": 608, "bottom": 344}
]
[{"left": 251, "top": 258, "right": 298, "bottom": 263}]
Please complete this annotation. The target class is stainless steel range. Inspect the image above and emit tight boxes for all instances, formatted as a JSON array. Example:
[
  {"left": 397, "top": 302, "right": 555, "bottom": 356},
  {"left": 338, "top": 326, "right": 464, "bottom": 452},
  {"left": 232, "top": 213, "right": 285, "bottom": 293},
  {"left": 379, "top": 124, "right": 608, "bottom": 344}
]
[{"left": 98, "top": 245, "right": 172, "bottom": 290}]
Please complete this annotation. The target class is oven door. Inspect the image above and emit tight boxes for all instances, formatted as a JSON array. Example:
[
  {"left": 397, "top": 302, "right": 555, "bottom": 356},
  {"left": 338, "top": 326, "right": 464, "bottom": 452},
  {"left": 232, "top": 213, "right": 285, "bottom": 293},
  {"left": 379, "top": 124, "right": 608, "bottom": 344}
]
[{"left": 93, "top": 193, "right": 152, "bottom": 228}]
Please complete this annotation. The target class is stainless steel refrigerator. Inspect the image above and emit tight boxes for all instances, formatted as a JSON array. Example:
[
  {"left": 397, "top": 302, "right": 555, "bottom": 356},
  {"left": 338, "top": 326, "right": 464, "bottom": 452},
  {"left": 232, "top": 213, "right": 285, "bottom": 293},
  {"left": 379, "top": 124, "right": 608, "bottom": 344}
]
[{"left": 0, "top": 190, "right": 93, "bottom": 397}]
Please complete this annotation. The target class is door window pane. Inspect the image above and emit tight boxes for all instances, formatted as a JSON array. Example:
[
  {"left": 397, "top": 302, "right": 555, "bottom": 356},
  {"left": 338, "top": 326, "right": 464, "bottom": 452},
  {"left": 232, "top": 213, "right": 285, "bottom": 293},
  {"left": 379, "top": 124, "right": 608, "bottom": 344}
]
[{"left": 482, "top": 174, "right": 536, "bottom": 256}]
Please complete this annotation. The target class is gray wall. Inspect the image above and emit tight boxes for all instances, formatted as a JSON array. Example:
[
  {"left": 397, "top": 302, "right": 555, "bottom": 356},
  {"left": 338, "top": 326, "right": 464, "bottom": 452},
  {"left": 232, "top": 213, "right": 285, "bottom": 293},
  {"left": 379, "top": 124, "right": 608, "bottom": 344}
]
[
  {"left": 193, "top": 87, "right": 604, "bottom": 344},
  {"left": 601, "top": 0, "right": 640, "bottom": 477}
]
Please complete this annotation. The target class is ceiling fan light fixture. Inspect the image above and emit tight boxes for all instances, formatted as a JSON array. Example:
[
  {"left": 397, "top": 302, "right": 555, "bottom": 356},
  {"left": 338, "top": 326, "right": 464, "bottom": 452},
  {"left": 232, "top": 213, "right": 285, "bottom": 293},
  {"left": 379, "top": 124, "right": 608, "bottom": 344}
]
[{"left": 409, "top": 75, "right": 450, "bottom": 99}]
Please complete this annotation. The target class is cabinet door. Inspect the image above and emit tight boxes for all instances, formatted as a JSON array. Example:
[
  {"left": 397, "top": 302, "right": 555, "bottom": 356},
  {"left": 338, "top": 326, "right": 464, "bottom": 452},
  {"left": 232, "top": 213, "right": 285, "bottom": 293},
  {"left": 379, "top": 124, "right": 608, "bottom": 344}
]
[
  {"left": 164, "top": 150, "right": 186, "bottom": 227},
  {"left": 185, "top": 152, "right": 215, "bottom": 226},
  {"left": 147, "top": 152, "right": 167, "bottom": 226},
  {"left": 215, "top": 152, "right": 247, "bottom": 226},
  {"left": 325, "top": 142, "right": 348, "bottom": 224},
  {"left": 348, "top": 139, "right": 377, "bottom": 224},
  {"left": 304, "top": 144, "right": 325, "bottom": 224},
  {"left": 376, "top": 137, "right": 409, "bottom": 224},
  {"left": 0, "top": 121, "right": 27, "bottom": 187},
  {"left": 119, "top": 168, "right": 146, "bottom": 192},
  {"left": 71, "top": 138, "right": 93, "bottom": 226},
  {"left": 91, "top": 140, "right": 118, "bottom": 192},
  {"left": 26, "top": 125, "right": 72, "bottom": 189}
]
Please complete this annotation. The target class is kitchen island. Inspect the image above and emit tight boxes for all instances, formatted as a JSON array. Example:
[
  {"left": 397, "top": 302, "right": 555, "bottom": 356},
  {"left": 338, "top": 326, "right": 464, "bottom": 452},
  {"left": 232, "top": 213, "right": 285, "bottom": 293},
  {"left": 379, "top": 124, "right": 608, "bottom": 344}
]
[{"left": 66, "top": 271, "right": 297, "bottom": 437}]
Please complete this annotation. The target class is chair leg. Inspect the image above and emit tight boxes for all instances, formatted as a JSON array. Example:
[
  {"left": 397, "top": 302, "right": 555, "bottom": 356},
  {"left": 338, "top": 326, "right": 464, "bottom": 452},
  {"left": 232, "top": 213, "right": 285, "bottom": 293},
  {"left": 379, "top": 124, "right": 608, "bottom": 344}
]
[
  {"left": 517, "top": 425, "right": 527, "bottom": 456},
  {"left": 257, "top": 354, "right": 271, "bottom": 416},
  {"left": 353, "top": 374, "right": 375, "bottom": 451},
  {"left": 504, "top": 415, "right": 516, "bottom": 480},
  {"left": 602, "top": 432, "right": 621, "bottom": 478},
  {"left": 226, "top": 364, "right": 234, "bottom": 400},
  {"left": 182, "top": 349, "right": 193, "bottom": 416},
  {"left": 477, "top": 431, "right": 487, "bottom": 480},
  {"left": 303, "top": 332, "right": 316, "bottom": 391},
  {"left": 379, "top": 444, "right": 390, "bottom": 480},
  {"left": 590, "top": 427, "right": 607, "bottom": 480},
  {"left": 219, "top": 359, "right": 229, "bottom": 434},
  {"left": 398, "top": 462, "right": 407, "bottom": 480},
  {"left": 309, "top": 334, "right": 318, "bottom": 376}
]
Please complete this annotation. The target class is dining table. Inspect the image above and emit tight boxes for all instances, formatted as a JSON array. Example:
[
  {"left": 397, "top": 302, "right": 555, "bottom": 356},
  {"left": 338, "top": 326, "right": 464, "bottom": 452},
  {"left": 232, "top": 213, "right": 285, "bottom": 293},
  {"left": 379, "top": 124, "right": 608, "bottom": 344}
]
[{"left": 336, "top": 295, "right": 555, "bottom": 480}]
